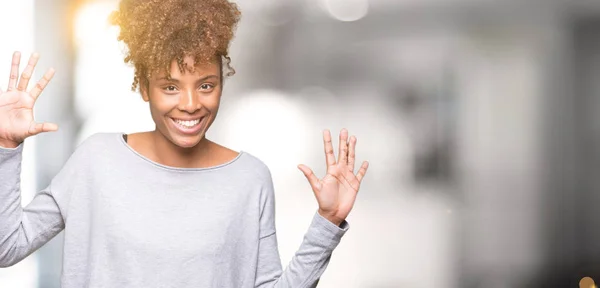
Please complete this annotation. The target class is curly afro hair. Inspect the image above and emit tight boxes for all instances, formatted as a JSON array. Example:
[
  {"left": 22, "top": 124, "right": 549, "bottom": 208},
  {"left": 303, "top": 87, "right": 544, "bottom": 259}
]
[{"left": 109, "top": 0, "right": 241, "bottom": 92}]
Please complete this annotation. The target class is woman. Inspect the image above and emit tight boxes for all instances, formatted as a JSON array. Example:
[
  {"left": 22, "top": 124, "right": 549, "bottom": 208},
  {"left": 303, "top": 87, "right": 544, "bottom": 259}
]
[{"left": 0, "top": 0, "right": 369, "bottom": 287}]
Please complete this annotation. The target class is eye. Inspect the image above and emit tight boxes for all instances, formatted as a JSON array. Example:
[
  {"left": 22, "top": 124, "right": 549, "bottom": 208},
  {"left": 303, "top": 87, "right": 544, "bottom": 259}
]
[
  {"left": 163, "top": 85, "right": 177, "bottom": 92},
  {"left": 199, "top": 83, "right": 214, "bottom": 91}
]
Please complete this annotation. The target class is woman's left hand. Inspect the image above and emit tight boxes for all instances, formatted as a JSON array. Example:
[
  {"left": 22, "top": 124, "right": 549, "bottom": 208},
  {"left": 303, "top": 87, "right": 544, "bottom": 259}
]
[{"left": 298, "top": 129, "right": 369, "bottom": 226}]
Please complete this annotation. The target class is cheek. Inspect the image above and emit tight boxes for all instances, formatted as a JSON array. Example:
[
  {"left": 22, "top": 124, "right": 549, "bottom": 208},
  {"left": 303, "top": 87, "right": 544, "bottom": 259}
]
[
  {"left": 148, "top": 101, "right": 174, "bottom": 128},
  {"left": 148, "top": 90, "right": 221, "bottom": 115},
  {"left": 203, "top": 93, "right": 222, "bottom": 111},
  {"left": 149, "top": 94, "right": 177, "bottom": 113}
]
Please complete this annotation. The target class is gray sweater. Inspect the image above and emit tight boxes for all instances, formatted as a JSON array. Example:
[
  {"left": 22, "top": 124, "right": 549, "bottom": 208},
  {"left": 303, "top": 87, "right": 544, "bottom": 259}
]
[{"left": 0, "top": 133, "right": 348, "bottom": 287}]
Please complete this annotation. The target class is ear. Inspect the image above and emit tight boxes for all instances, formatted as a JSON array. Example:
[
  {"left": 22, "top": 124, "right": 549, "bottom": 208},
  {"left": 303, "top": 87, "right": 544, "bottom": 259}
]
[{"left": 140, "top": 79, "right": 150, "bottom": 102}]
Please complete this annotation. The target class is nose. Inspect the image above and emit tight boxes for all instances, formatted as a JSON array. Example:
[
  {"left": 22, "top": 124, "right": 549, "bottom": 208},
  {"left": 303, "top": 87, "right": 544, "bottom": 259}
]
[{"left": 178, "top": 89, "right": 201, "bottom": 113}]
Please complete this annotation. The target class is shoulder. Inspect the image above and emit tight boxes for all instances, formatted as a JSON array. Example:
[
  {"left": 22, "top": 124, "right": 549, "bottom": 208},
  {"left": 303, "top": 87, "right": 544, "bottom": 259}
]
[
  {"left": 236, "top": 151, "right": 272, "bottom": 183},
  {"left": 50, "top": 133, "right": 120, "bottom": 188},
  {"left": 66, "top": 132, "right": 122, "bottom": 163},
  {"left": 208, "top": 140, "right": 272, "bottom": 182},
  {"left": 208, "top": 141, "right": 242, "bottom": 167},
  {"left": 75, "top": 132, "right": 121, "bottom": 150},
  {"left": 79, "top": 131, "right": 121, "bottom": 144}
]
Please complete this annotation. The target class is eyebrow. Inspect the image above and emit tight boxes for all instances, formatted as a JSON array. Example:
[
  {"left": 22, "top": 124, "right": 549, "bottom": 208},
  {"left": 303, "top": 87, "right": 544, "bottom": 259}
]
[{"left": 156, "top": 75, "right": 219, "bottom": 83}]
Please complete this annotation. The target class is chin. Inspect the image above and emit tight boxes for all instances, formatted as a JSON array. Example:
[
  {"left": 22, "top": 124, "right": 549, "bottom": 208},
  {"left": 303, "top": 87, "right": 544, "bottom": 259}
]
[{"left": 170, "top": 133, "right": 205, "bottom": 149}]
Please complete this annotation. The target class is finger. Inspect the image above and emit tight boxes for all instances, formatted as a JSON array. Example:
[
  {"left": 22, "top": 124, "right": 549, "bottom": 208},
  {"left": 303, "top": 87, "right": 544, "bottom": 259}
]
[
  {"left": 298, "top": 164, "right": 322, "bottom": 192},
  {"left": 338, "top": 128, "right": 349, "bottom": 165},
  {"left": 356, "top": 161, "right": 369, "bottom": 183},
  {"left": 28, "top": 122, "right": 59, "bottom": 136},
  {"left": 8, "top": 51, "right": 21, "bottom": 91},
  {"left": 30, "top": 68, "right": 55, "bottom": 100},
  {"left": 323, "top": 129, "right": 336, "bottom": 167},
  {"left": 348, "top": 135, "right": 356, "bottom": 172},
  {"left": 17, "top": 52, "right": 39, "bottom": 91}
]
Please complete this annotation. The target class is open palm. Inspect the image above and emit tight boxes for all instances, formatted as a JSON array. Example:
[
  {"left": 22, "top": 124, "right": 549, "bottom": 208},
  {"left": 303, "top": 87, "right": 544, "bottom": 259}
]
[
  {"left": 298, "top": 129, "right": 369, "bottom": 226},
  {"left": 0, "top": 52, "right": 57, "bottom": 148}
]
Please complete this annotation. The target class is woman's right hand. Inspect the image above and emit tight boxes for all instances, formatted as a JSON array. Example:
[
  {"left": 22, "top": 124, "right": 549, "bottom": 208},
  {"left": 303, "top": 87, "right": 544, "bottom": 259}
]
[{"left": 0, "top": 51, "right": 57, "bottom": 148}]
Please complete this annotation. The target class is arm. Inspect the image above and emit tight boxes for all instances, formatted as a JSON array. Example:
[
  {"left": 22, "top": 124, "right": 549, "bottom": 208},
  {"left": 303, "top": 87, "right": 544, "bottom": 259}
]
[
  {"left": 0, "top": 51, "right": 62, "bottom": 267},
  {"left": 255, "top": 129, "right": 369, "bottom": 287},
  {"left": 254, "top": 176, "right": 348, "bottom": 288},
  {"left": 0, "top": 144, "right": 64, "bottom": 267}
]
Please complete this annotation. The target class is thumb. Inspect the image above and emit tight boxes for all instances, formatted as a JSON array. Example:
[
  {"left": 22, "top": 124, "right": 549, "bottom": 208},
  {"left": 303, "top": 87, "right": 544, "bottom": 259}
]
[
  {"left": 298, "top": 164, "right": 322, "bottom": 192},
  {"left": 28, "top": 122, "right": 58, "bottom": 136}
]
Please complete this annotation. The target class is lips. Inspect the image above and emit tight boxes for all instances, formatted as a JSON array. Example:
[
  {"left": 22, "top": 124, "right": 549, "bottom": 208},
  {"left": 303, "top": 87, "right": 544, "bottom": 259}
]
[{"left": 169, "top": 116, "right": 205, "bottom": 135}]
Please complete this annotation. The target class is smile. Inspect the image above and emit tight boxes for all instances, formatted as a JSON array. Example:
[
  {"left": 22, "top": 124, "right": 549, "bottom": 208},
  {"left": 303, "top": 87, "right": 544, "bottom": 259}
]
[
  {"left": 172, "top": 118, "right": 201, "bottom": 128},
  {"left": 169, "top": 117, "right": 205, "bottom": 135}
]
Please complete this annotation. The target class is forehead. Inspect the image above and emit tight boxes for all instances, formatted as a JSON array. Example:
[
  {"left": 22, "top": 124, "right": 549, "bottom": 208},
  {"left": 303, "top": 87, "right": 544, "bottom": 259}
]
[{"left": 155, "top": 55, "right": 220, "bottom": 79}]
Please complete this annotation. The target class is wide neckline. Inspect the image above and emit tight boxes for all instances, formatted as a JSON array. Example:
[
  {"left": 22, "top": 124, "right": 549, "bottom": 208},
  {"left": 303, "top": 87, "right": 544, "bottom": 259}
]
[{"left": 116, "top": 133, "right": 244, "bottom": 172}]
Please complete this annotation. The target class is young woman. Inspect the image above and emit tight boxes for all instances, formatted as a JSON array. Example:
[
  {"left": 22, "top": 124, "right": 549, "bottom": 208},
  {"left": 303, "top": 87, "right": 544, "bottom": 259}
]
[{"left": 0, "top": 0, "right": 369, "bottom": 287}]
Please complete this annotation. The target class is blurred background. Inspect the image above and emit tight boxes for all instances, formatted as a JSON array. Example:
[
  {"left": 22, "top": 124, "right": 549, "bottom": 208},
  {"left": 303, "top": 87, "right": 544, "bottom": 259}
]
[{"left": 2, "top": 0, "right": 600, "bottom": 287}]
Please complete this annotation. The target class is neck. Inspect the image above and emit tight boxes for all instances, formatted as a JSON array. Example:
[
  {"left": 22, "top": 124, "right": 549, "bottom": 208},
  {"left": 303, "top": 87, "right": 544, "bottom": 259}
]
[{"left": 150, "top": 129, "right": 213, "bottom": 168}]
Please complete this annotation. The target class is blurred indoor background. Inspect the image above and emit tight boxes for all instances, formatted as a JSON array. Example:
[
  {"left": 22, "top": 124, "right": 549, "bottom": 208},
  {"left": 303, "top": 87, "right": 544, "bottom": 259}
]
[{"left": 2, "top": 0, "right": 600, "bottom": 287}]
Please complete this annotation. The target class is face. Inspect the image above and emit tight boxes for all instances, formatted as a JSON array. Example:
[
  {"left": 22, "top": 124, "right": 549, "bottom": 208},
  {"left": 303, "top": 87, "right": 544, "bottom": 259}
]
[{"left": 141, "top": 56, "right": 222, "bottom": 148}]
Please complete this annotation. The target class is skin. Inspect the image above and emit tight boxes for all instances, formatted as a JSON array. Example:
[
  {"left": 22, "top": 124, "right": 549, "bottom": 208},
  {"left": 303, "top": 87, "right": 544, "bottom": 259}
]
[
  {"left": 0, "top": 51, "right": 370, "bottom": 226},
  {"left": 129, "top": 55, "right": 238, "bottom": 169}
]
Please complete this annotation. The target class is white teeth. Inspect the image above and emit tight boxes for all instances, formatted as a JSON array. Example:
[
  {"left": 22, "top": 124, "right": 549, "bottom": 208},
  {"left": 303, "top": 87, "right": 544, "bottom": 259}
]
[{"left": 174, "top": 118, "right": 200, "bottom": 128}]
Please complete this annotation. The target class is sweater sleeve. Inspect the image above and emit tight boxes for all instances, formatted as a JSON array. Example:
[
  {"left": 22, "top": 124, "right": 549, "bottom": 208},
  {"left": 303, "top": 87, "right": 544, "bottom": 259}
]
[
  {"left": 0, "top": 144, "right": 65, "bottom": 267},
  {"left": 254, "top": 170, "right": 349, "bottom": 288}
]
